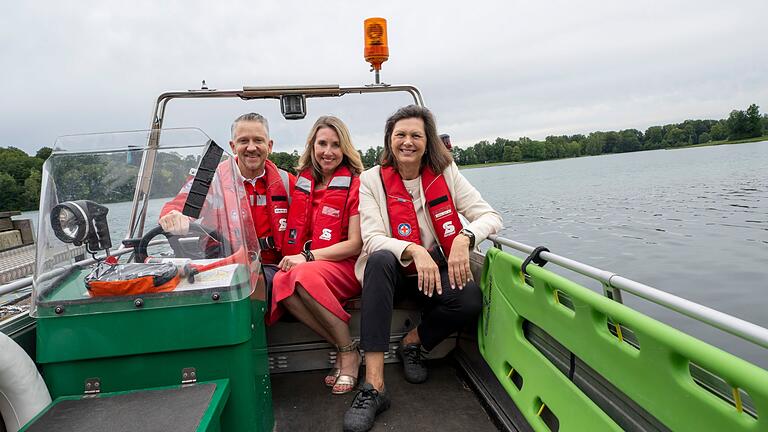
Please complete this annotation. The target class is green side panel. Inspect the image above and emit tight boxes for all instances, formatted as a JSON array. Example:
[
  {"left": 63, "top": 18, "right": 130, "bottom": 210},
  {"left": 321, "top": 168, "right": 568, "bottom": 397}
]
[
  {"left": 249, "top": 298, "right": 274, "bottom": 431},
  {"left": 20, "top": 379, "right": 230, "bottom": 432},
  {"left": 478, "top": 247, "right": 768, "bottom": 432},
  {"left": 36, "top": 298, "right": 252, "bottom": 363}
]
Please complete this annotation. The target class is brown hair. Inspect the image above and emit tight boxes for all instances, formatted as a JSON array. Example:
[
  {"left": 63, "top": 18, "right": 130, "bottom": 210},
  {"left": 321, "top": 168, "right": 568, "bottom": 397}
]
[
  {"left": 380, "top": 105, "right": 453, "bottom": 173},
  {"left": 297, "top": 116, "right": 364, "bottom": 182}
]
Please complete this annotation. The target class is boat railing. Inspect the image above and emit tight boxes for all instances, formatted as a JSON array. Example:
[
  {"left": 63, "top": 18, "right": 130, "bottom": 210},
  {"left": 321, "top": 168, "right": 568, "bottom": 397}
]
[{"left": 487, "top": 234, "right": 768, "bottom": 350}]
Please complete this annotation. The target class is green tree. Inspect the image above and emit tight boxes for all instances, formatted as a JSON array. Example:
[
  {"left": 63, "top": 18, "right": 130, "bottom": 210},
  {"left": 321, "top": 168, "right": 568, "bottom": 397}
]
[
  {"left": 502, "top": 145, "right": 515, "bottom": 162},
  {"left": 35, "top": 147, "right": 53, "bottom": 161},
  {"left": 710, "top": 122, "right": 728, "bottom": 141},
  {"left": 762, "top": 114, "right": 768, "bottom": 135},
  {"left": 699, "top": 132, "right": 711, "bottom": 144},
  {"left": 604, "top": 131, "right": 620, "bottom": 153},
  {"left": 0, "top": 172, "right": 21, "bottom": 211},
  {"left": 582, "top": 132, "right": 606, "bottom": 155},
  {"left": 663, "top": 127, "right": 687, "bottom": 147},
  {"left": 269, "top": 151, "right": 299, "bottom": 174},
  {"left": 745, "top": 104, "right": 762, "bottom": 138},
  {"left": 725, "top": 106, "right": 760, "bottom": 140},
  {"left": 23, "top": 168, "right": 42, "bottom": 209},
  {"left": 618, "top": 129, "right": 642, "bottom": 152},
  {"left": 463, "top": 147, "right": 478, "bottom": 165},
  {"left": 644, "top": 126, "right": 663, "bottom": 149}
]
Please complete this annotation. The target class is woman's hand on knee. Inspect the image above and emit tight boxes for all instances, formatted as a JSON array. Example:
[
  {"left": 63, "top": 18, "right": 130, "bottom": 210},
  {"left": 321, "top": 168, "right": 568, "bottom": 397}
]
[
  {"left": 278, "top": 254, "right": 307, "bottom": 272},
  {"left": 447, "top": 237, "right": 472, "bottom": 290},
  {"left": 407, "top": 244, "right": 441, "bottom": 297}
]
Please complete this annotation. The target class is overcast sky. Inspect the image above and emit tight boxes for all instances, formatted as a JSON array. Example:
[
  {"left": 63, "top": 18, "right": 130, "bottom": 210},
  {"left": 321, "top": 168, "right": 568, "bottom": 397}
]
[{"left": 2, "top": 1, "right": 766, "bottom": 156}]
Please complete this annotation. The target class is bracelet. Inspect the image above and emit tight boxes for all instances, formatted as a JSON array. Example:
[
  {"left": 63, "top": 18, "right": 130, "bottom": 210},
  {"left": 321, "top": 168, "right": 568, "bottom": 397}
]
[{"left": 301, "top": 250, "right": 315, "bottom": 262}]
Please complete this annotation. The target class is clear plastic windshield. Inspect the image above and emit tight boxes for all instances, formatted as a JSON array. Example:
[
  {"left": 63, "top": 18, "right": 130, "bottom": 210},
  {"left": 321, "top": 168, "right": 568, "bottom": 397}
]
[{"left": 31, "top": 128, "right": 259, "bottom": 317}]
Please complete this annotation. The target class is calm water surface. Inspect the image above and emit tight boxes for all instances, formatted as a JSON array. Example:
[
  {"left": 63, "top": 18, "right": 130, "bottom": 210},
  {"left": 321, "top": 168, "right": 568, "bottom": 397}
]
[
  {"left": 18, "top": 142, "right": 768, "bottom": 367},
  {"left": 462, "top": 141, "right": 768, "bottom": 367}
]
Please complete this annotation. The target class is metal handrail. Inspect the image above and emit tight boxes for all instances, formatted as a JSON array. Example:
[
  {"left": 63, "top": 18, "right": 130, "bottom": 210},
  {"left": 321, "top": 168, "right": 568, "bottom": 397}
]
[
  {"left": 0, "top": 240, "right": 168, "bottom": 297},
  {"left": 487, "top": 234, "right": 768, "bottom": 350},
  {"left": 127, "top": 83, "right": 424, "bottom": 239}
]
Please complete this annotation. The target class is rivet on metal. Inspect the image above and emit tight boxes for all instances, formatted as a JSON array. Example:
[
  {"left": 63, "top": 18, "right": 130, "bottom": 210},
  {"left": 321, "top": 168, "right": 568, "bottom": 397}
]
[
  {"left": 134, "top": 298, "right": 144, "bottom": 308},
  {"left": 54, "top": 306, "right": 64, "bottom": 314},
  {"left": 211, "top": 292, "right": 220, "bottom": 301}
]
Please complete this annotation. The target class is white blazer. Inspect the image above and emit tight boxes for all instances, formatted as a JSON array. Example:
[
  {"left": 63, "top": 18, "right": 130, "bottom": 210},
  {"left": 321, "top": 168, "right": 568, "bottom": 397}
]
[{"left": 355, "top": 162, "right": 503, "bottom": 283}]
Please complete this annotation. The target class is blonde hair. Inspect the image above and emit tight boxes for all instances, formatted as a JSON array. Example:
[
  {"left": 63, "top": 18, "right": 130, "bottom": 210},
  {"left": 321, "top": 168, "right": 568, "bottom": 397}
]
[{"left": 297, "top": 116, "right": 364, "bottom": 181}]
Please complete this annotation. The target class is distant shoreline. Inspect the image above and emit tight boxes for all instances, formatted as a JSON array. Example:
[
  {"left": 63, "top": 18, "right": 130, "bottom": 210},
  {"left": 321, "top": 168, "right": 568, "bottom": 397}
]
[{"left": 458, "top": 135, "right": 768, "bottom": 170}]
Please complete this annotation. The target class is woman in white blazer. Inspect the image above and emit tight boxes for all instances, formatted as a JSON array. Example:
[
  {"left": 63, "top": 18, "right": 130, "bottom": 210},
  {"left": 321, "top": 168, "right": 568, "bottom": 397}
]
[{"left": 344, "top": 105, "right": 502, "bottom": 432}]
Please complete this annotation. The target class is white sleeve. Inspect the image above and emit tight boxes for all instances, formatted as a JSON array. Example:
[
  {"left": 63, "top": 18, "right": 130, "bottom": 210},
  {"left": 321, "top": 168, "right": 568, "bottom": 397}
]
[{"left": 448, "top": 163, "right": 503, "bottom": 244}]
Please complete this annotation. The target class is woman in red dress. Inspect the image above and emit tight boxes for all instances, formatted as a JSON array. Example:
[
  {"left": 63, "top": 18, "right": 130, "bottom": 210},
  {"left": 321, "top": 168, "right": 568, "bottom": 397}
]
[{"left": 268, "top": 116, "right": 364, "bottom": 394}]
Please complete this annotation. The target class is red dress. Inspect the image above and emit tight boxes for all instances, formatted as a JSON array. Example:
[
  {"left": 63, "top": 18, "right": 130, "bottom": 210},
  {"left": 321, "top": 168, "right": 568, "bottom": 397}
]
[{"left": 267, "top": 179, "right": 361, "bottom": 324}]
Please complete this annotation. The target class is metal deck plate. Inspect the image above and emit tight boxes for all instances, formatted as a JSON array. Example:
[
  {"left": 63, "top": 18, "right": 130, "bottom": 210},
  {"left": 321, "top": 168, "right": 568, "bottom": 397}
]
[{"left": 24, "top": 383, "right": 216, "bottom": 432}]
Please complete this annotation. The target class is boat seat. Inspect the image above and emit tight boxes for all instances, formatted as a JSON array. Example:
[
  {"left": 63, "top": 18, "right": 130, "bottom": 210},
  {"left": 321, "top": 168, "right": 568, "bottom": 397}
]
[
  {"left": 266, "top": 294, "right": 456, "bottom": 374},
  {"left": 265, "top": 252, "right": 485, "bottom": 374}
]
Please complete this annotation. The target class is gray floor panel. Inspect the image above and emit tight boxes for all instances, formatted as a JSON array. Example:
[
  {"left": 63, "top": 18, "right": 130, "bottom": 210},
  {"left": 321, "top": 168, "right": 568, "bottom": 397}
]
[{"left": 271, "top": 360, "right": 499, "bottom": 431}]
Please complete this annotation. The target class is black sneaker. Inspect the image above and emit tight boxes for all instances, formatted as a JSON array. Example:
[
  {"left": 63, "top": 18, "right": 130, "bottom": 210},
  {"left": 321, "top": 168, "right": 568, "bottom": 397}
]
[
  {"left": 343, "top": 383, "right": 391, "bottom": 432},
  {"left": 396, "top": 343, "right": 428, "bottom": 384}
]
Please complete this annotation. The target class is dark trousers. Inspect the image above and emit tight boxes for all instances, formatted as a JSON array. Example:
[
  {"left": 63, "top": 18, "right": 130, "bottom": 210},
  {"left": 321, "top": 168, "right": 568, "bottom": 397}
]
[{"left": 360, "top": 250, "right": 482, "bottom": 352}]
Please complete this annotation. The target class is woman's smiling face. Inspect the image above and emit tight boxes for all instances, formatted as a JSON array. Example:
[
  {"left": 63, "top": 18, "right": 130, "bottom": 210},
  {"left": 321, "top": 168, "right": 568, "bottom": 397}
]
[
  {"left": 313, "top": 126, "right": 343, "bottom": 177},
  {"left": 390, "top": 117, "right": 426, "bottom": 169}
]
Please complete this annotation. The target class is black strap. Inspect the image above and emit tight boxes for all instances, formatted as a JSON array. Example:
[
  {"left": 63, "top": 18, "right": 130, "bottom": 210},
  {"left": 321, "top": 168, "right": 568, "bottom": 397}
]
[
  {"left": 182, "top": 140, "right": 224, "bottom": 219},
  {"left": 521, "top": 246, "right": 550, "bottom": 275},
  {"left": 258, "top": 236, "right": 276, "bottom": 250}
]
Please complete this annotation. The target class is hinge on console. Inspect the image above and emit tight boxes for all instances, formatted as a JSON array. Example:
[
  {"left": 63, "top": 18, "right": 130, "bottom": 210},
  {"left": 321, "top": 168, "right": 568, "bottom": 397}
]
[
  {"left": 181, "top": 367, "right": 197, "bottom": 385},
  {"left": 84, "top": 377, "right": 101, "bottom": 396}
]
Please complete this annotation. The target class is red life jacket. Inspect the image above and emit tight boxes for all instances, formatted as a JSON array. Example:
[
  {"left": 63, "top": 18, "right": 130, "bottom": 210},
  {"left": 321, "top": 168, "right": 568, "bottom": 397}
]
[
  {"left": 283, "top": 165, "right": 353, "bottom": 256},
  {"left": 380, "top": 164, "right": 463, "bottom": 258},
  {"left": 259, "top": 160, "right": 291, "bottom": 253}
]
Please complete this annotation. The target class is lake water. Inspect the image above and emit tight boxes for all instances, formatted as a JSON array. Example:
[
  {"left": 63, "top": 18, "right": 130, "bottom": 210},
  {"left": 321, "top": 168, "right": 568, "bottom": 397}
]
[
  {"left": 17, "top": 142, "right": 768, "bottom": 367},
  {"left": 462, "top": 141, "right": 768, "bottom": 368}
]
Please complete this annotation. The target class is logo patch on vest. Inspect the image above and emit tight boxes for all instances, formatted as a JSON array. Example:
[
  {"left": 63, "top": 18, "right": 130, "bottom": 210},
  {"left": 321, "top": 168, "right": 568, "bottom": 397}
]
[
  {"left": 321, "top": 205, "right": 341, "bottom": 218},
  {"left": 442, "top": 221, "right": 456, "bottom": 237},
  {"left": 319, "top": 228, "right": 332, "bottom": 241},
  {"left": 279, "top": 218, "right": 287, "bottom": 232},
  {"left": 397, "top": 223, "right": 412, "bottom": 237},
  {"left": 434, "top": 208, "right": 453, "bottom": 219},
  {"left": 274, "top": 208, "right": 288, "bottom": 214},
  {"left": 255, "top": 195, "right": 267, "bottom": 206}
]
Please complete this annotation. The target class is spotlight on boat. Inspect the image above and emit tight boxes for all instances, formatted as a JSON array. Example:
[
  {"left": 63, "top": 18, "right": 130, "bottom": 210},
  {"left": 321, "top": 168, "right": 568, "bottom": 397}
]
[
  {"left": 280, "top": 94, "right": 307, "bottom": 120},
  {"left": 50, "top": 200, "right": 112, "bottom": 253}
]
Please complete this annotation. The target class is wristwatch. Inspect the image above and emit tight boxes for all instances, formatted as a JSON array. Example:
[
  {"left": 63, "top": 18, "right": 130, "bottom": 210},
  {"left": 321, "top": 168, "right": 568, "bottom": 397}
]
[{"left": 459, "top": 228, "right": 476, "bottom": 249}]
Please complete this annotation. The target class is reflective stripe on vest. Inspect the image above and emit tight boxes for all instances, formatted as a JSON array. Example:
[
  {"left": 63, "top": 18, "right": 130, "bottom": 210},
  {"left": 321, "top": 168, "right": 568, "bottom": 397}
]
[
  {"left": 283, "top": 166, "right": 352, "bottom": 256},
  {"left": 380, "top": 165, "right": 463, "bottom": 258}
]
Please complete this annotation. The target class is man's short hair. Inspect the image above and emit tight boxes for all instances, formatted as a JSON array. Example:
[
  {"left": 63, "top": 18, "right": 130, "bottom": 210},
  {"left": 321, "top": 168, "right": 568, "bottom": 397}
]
[{"left": 231, "top": 113, "right": 270, "bottom": 139}]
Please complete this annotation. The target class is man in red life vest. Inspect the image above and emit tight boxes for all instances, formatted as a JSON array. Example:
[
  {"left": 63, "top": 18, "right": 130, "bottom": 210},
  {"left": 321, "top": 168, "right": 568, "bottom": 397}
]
[{"left": 159, "top": 113, "right": 296, "bottom": 290}]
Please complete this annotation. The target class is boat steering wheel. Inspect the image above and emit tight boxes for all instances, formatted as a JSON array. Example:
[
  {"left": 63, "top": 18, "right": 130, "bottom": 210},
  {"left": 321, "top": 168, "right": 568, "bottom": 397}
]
[{"left": 133, "top": 223, "right": 231, "bottom": 263}]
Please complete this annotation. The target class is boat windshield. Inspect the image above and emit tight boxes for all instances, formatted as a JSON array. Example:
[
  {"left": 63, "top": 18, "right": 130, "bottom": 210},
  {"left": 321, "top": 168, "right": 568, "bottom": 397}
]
[{"left": 31, "top": 128, "right": 259, "bottom": 317}]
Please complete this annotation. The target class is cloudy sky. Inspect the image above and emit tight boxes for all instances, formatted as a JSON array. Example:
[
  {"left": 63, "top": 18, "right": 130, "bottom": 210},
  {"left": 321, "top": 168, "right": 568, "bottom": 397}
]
[{"left": 2, "top": 1, "right": 766, "bottom": 155}]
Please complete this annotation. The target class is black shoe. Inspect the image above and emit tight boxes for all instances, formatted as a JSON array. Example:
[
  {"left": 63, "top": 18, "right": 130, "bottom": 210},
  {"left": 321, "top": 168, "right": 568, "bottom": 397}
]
[
  {"left": 396, "top": 343, "right": 428, "bottom": 384},
  {"left": 343, "top": 383, "right": 390, "bottom": 432}
]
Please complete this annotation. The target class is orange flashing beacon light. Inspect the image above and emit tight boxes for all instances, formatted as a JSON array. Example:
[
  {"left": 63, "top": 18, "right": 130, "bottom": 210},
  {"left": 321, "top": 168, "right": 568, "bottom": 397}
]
[{"left": 364, "top": 18, "right": 389, "bottom": 74}]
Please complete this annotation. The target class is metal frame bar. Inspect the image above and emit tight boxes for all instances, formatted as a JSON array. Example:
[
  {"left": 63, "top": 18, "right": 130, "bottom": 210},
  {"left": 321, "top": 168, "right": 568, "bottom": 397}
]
[
  {"left": 487, "top": 234, "right": 768, "bottom": 350},
  {"left": 126, "top": 84, "right": 424, "bottom": 239}
]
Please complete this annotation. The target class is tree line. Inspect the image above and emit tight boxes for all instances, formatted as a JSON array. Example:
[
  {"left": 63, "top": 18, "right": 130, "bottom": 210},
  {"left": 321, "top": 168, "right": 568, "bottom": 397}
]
[
  {"left": 445, "top": 103, "right": 767, "bottom": 166},
  {"left": 1, "top": 103, "right": 766, "bottom": 212}
]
